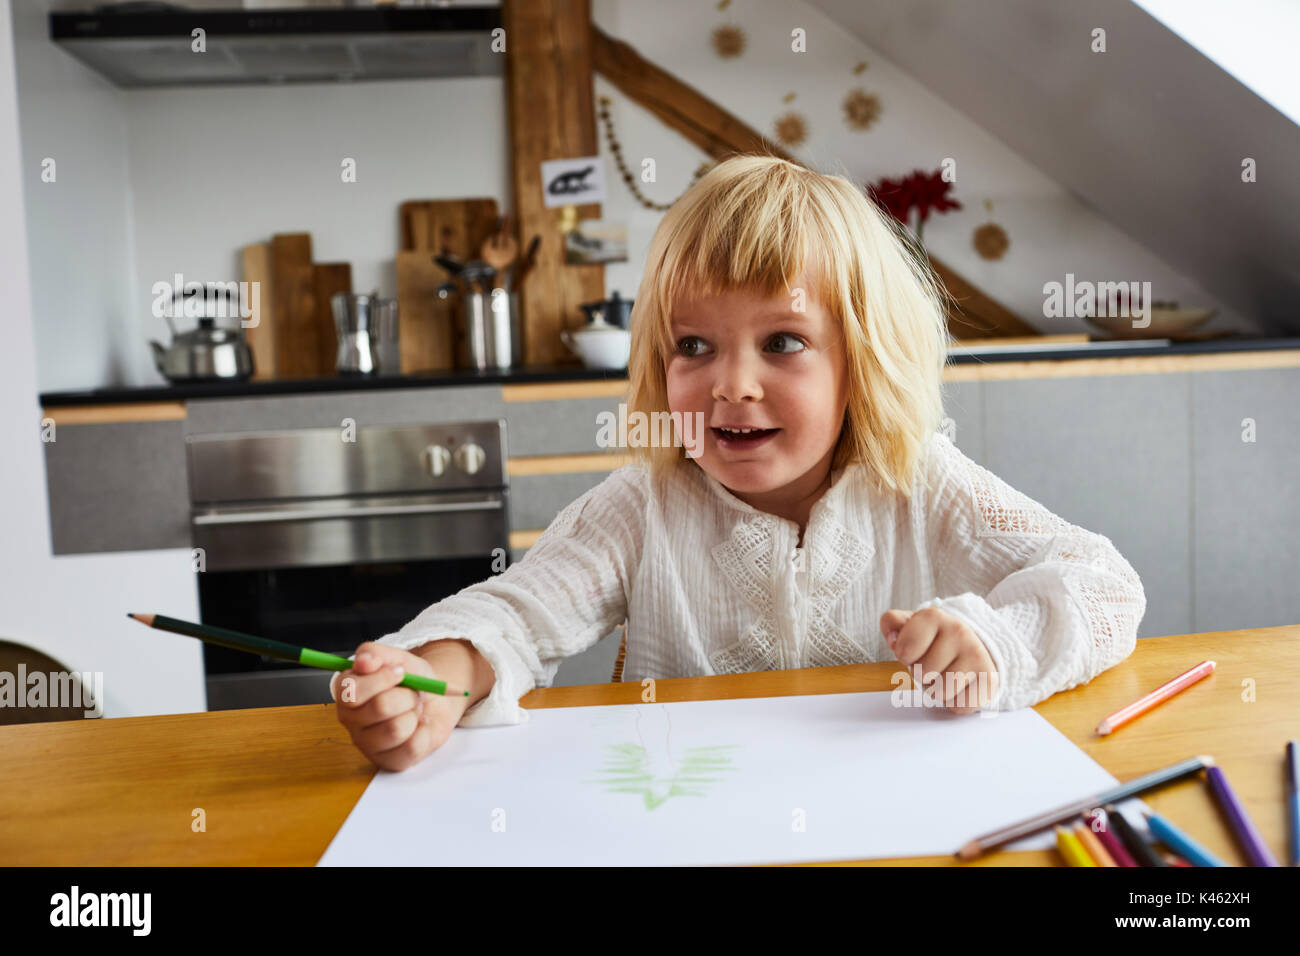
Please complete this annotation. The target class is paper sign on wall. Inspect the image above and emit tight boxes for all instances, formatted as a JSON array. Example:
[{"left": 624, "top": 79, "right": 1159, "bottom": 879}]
[{"left": 540, "top": 156, "right": 606, "bottom": 208}]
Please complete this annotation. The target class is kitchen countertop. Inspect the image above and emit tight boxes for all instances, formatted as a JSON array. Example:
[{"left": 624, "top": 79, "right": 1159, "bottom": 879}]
[{"left": 38, "top": 336, "right": 1300, "bottom": 407}]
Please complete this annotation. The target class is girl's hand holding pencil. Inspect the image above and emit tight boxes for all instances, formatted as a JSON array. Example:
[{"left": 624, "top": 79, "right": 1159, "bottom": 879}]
[
  {"left": 881, "top": 608, "right": 1000, "bottom": 715},
  {"left": 330, "top": 640, "right": 483, "bottom": 771}
]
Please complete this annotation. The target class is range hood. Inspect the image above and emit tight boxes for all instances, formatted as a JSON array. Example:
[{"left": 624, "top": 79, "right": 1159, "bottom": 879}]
[{"left": 49, "top": 4, "right": 503, "bottom": 87}]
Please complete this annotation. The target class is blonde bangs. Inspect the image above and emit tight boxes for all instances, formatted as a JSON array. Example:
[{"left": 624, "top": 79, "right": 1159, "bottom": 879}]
[{"left": 627, "top": 153, "right": 953, "bottom": 499}]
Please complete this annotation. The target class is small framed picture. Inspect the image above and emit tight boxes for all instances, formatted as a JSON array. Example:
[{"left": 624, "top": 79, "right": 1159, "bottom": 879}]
[{"left": 565, "top": 219, "right": 628, "bottom": 265}]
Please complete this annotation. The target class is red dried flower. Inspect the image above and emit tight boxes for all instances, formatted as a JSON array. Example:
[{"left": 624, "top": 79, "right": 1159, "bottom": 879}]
[{"left": 868, "top": 168, "right": 962, "bottom": 238}]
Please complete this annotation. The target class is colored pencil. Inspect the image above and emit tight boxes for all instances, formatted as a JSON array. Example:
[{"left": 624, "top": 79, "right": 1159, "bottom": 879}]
[
  {"left": 1086, "top": 808, "right": 1138, "bottom": 866},
  {"left": 1287, "top": 740, "right": 1299, "bottom": 866},
  {"left": 1096, "top": 660, "right": 1215, "bottom": 735},
  {"left": 127, "top": 612, "right": 469, "bottom": 698},
  {"left": 1205, "top": 765, "right": 1280, "bottom": 866},
  {"left": 1162, "top": 851, "right": 1193, "bottom": 867},
  {"left": 955, "top": 755, "right": 1213, "bottom": 860},
  {"left": 1073, "top": 821, "right": 1116, "bottom": 866},
  {"left": 1145, "top": 810, "right": 1226, "bottom": 867},
  {"left": 1056, "top": 825, "right": 1095, "bottom": 866},
  {"left": 1104, "top": 803, "right": 1168, "bottom": 867}
]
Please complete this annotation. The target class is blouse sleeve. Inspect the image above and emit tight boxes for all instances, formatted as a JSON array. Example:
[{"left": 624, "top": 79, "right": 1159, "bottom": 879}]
[
  {"left": 916, "top": 433, "right": 1146, "bottom": 711},
  {"left": 371, "top": 463, "right": 648, "bottom": 727}
]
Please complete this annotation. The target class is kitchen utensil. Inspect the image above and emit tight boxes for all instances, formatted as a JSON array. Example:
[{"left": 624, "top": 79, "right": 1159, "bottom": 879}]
[
  {"left": 580, "top": 290, "right": 634, "bottom": 329},
  {"left": 1084, "top": 306, "right": 1215, "bottom": 341},
  {"left": 433, "top": 253, "right": 466, "bottom": 279},
  {"left": 453, "top": 289, "right": 521, "bottom": 371},
  {"left": 480, "top": 215, "right": 518, "bottom": 291},
  {"left": 560, "top": 312, "right": 630, "bottom": 369},
  {"left": 150, "top": 288, "right": 255, "bottom": 381},
  {"left": 332, "top": 290, "right": 398, "bottom": 375},
  {"left": 511, "top": 234, "right": 541, "bottom": 293}
]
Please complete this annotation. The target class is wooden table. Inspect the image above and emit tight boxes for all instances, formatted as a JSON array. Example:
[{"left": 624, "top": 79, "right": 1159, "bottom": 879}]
[{"left": 2, "top": 626, "right": 1295, "bottom": 866}]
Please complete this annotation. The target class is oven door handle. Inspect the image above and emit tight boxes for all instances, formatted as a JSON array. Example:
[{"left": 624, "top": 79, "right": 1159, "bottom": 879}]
[{"left": 193, "top": 498, "right": 503, "bottom": 526}]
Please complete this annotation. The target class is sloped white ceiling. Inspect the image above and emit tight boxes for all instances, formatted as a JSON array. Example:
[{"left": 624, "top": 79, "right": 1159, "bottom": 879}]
[{"left": 810, "top": 0, "right": 1300, "bottom": 332}]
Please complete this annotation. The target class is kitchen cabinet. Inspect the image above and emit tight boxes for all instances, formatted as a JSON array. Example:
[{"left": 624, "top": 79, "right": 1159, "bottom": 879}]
[
  {"left": 1192, "top": 368, "right": 1300, "bottom": 631},
  {"left": 43, "top": 419, "right": 191, "bottom": 555},
  {"left": 981, "top": 373, "right": 1194, "bottom": 641}
]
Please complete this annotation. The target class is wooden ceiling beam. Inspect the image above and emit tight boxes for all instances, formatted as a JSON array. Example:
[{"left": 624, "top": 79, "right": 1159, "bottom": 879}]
[{"left": 590, "top": 24, "right": 1038, "bottom": 338}]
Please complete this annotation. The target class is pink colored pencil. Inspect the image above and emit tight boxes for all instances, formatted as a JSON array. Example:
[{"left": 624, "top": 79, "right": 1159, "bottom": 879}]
[
  {"left": 1085, "top": 808, "right": 1138, "bottom": 866},
  {"left": 1096, "top": 660, "right": 1216, "bottom": 735}
]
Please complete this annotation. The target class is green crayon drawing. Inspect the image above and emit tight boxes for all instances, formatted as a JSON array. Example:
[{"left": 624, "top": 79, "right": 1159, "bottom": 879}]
[{"left": 587, "top": 743, "right": 740, "bottom": 810}]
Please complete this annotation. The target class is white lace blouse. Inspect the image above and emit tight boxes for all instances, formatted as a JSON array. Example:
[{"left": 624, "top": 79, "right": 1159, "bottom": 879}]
[{"left": 375, "top": 431, "right": 1146, "bottom": 726}]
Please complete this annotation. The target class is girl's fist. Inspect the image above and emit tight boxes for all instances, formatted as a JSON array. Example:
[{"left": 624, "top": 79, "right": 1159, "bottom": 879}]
[{"left": 880, "top": 608, "right": 1000, "bottom": 715}]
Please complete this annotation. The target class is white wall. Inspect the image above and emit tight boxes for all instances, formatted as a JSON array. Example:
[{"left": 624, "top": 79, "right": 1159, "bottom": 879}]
[
  {"left": 1, "top": 0, "right": 203, "bottom": 719},
  {"left": 12, "top": 0, "right": 140, "bottom": 391},
  {"left": 592, "top": 0, "right": 1255, "bottom": 336}
]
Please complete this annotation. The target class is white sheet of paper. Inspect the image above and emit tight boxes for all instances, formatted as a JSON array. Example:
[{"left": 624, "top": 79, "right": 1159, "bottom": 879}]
[{"left": 318, "top": 690, "right": 1150, "bottom": 866}]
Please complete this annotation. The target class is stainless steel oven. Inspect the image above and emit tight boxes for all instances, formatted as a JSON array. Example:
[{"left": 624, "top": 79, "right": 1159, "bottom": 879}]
[{"left": 186, "top": 420, "right": 509, "bottom": 710}]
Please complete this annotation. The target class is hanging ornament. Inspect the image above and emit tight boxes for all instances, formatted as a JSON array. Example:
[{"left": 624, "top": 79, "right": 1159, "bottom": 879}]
[
  {"left": 712, "top": 25, "right": 745, "bottom": 58},
  {"left": 783, "top": 92, "right": 797, "bottom": 104},
  {"left": 843, "top": 88, "right": 882, "bottom": 131},
  {"left": 853, "top": 60, "right": 869, "bottom": 75},
  {"left": 973, "top": 199, "right": 1010, "bottom": 260},
  {"left": 773, "top": 112, "right": 809, "bottom": 147},
  {"left": 597, "top": 95, "right": 714, "bottom": 211}
]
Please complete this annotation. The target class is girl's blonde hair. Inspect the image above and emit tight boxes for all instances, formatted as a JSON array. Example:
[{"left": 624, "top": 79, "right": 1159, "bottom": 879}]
[{"left": 626, "top": 153, "right": 954, "bottom": 499}]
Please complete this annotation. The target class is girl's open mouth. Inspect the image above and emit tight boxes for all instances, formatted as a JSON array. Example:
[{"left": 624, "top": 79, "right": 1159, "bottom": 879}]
[{"left": 711, "top": 427, "right": 780, "bottom": 450}]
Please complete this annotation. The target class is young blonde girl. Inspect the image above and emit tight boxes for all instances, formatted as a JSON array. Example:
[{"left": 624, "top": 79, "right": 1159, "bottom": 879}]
[{"left": 332, "top": 155, "right": 1146, "bottom": 771}]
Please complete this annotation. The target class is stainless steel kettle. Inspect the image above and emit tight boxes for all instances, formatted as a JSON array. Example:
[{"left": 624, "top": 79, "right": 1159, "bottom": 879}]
[{"left": 150, "top": 285, "right": 255, "bottom": 382}]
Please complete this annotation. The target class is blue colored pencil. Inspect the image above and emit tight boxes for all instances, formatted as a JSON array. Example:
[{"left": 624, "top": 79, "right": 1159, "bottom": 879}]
[{"left": 1145, "top": 811, "right": 1226, "bottom": 867}]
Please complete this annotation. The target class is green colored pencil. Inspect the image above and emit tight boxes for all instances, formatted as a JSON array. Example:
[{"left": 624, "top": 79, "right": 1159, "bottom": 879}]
[{"left": 127, "top": 612, "right": 469, "bottom": 698}]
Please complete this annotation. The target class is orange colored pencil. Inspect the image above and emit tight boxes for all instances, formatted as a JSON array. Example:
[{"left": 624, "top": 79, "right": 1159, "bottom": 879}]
[
  {"left": 1073, "top": 822, "right": 1117, "bottom": 866},
  {"left": 1096, "top": 660, "right": 1216, "bottom": 735}
]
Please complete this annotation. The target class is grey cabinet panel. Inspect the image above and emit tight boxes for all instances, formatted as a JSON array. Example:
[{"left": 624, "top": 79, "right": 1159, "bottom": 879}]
[
  {"left": 184, "top": 386, "right": 505, "bottom": 434},
  {"left": 1192, "top": 369, "right": 1300, "bottom": 631},
  {"left": 504, "top": 395, "right": 627, "bottom": 456},
  {"left": 509, "top": 471, "right": 614, "bottom": 531},
  {"left": 983, "top": 374, "right": 1192, "bottom": 640},
  {"left": 43, "top": 421, "right": 191, "bottom": 554},
  {"left": 941, "top": 380, "right": 985, "bottom": 464}
]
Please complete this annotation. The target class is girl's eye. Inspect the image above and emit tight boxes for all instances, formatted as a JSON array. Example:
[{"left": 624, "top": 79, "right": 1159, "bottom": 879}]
[
  {"left": 676, "top": 336, "right": 710, "bottom": 357},
  {"left": 767, "top": 333, "right": 806, "bottom": 354}
]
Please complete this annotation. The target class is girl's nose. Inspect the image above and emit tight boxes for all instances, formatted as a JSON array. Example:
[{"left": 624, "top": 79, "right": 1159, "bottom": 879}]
[{"left": 711, "top": 351, "right": 764, "bottom": 404}]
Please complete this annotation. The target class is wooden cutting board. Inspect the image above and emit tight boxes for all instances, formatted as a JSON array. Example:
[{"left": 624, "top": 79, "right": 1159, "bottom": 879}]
[
  {"left": 312, "top": 263, "right": 353, "bottom": 375},
  {"left": 241, "top": 242, "right": 277, "bottom": 381},
  {"left": 396, "top": 250, "right": 452, "bottom": 372},
  {"left": 396, "top": 198, "right": 499, "bottom": 371},
  {"left": 399, "top": 198, "right": 498, "bottom": 253},
  {"left": 270, "top": 233, "right": 319, "bottom": 379}
]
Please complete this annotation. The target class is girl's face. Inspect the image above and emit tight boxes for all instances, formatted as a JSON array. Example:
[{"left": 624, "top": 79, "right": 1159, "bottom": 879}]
[{"left": 665, "top": 283, "right": 849, "bottom": 510}]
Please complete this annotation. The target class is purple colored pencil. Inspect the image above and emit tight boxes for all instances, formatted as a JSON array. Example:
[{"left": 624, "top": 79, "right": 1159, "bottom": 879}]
[
  {"left": 1205, "top": 765, "right": 1279, "bottom": 866},
  {"left": 1085, "top": 809, "right": 1138, "bottom": 867}
]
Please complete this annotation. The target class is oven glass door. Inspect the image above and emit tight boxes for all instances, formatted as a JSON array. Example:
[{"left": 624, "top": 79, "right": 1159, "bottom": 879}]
[{"left": 198, "top": 554, "right": 501, "bottom": 672}]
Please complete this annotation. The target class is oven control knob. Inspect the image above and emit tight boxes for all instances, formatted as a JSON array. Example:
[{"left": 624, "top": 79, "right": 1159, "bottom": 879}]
[
  {"left": 454, "top": 441, "right": 486, "bottom": 475},
  {"left": 422, "top": 444, "right": 451, "bottom": 478}
]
